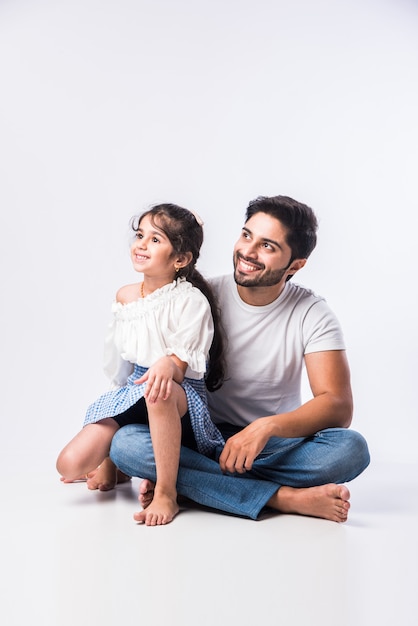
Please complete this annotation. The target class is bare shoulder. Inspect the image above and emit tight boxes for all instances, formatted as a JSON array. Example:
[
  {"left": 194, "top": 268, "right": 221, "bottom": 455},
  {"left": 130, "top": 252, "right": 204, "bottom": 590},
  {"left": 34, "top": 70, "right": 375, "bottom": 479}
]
[{"left": 116, "top": 283, "right": 141, "bottom": 304}]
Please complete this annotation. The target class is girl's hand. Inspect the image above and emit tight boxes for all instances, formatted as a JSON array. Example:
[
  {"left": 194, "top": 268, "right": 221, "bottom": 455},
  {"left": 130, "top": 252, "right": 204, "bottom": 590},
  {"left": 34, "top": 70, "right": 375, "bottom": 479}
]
[{"left": 134, "top": 356, "right": 184, "bottom": 403}]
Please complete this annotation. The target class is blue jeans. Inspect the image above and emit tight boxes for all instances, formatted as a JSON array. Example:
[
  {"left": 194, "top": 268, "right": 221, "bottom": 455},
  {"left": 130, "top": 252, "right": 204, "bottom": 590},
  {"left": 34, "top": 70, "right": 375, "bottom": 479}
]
[{"left": 109, "top": 424, "right": 370, "bottom": 520}]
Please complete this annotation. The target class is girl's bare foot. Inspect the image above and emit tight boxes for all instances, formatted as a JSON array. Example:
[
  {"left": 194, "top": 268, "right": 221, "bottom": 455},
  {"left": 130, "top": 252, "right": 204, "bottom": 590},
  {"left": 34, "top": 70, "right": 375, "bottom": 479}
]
[
  {"left": 60, "top": 475, "right": 87, "bottom": 483},
  {"left": 86, "top": 457, "right": 131, "bottom": 491},
  {"left": 268, "top": 484, "right": 351, "bottom": 523},
  {"left": 134, "top": 490, "right": 179, "bottom": 526},
  {"left": 59, "top": 458, "right": 130, "bottom": 490}
]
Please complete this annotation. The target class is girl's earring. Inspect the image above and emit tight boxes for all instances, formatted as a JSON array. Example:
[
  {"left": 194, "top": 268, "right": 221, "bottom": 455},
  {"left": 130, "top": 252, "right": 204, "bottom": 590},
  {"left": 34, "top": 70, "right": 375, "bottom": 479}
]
[{"left": 175, "top": 265, "right": 180, "bottom": 273}]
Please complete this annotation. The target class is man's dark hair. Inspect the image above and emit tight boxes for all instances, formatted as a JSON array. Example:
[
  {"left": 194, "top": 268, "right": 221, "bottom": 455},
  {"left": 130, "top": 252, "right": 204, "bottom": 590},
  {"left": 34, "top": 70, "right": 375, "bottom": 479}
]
[{"left": 245, "top": 195, "right": 318, "bottom": 261}]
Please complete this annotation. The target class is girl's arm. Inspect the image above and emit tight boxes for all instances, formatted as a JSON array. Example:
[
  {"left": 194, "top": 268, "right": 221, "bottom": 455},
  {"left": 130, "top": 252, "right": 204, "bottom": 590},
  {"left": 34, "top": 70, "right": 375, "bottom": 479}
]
[{"left": 134, "top": 354, "right": 188, "bottom": 404}]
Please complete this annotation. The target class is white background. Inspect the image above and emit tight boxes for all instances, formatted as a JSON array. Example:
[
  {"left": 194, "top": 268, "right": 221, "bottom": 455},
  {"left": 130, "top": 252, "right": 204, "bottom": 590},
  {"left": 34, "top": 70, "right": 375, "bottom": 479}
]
[{"left": 1, "top": 0, "right": 417, "bottom": 475}]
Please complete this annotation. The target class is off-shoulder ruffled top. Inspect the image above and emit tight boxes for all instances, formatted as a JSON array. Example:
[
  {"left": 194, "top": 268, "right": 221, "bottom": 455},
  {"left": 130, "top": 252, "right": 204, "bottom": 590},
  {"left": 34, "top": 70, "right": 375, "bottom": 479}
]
[{"left": 103, "top": 278, "right": 214, "bottom": 387}]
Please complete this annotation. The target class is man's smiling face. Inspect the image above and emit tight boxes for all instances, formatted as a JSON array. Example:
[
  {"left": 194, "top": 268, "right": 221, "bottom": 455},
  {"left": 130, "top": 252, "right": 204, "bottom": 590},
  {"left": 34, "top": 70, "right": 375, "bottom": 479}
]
[{"left": 233, "top": 212, "right": 295, "bottom": 288}]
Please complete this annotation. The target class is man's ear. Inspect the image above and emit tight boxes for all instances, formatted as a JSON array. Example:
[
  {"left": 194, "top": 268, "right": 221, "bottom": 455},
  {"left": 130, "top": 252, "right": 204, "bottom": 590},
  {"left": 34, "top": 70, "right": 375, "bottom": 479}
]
[{"left": 287, "top": 258, "right": 306, "bottom": 277}]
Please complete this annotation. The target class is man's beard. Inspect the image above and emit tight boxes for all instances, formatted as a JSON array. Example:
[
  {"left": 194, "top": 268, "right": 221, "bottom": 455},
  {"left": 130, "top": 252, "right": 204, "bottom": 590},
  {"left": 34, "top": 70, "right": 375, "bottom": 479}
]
[{"left": 233, "top": 253, "right": 291, "bottom": 287}]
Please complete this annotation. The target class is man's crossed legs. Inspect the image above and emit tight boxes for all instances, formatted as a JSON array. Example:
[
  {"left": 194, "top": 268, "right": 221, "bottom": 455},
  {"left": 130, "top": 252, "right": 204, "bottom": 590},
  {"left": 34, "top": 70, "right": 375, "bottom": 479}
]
[{"left": 109, "top": 424, "right": 370, "bottom": 523}]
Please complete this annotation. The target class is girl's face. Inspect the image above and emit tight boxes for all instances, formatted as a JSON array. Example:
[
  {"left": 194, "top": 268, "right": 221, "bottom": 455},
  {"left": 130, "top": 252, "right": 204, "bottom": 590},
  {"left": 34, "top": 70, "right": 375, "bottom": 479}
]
[{"left": 131, "top": 214, "right": 177, "bottom": 280}]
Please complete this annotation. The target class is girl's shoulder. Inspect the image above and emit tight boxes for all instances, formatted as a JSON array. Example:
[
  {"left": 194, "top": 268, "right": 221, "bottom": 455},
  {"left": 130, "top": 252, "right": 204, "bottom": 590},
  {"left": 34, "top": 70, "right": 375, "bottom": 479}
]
[
  {"left": 113, "top": 278, "right": 208, "bottom": 311},
  {"left": 115, "top": 282, "right": 141, "bottom": 304}
]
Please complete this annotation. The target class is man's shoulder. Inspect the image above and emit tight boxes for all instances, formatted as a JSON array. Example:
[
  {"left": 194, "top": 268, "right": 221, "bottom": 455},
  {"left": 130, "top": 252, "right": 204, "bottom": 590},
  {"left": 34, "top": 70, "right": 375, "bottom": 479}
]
[
  {"left": 286, "top": 281, "right": 325, "bottom": 304},
  {"left": 286, "top": 283, "right": 342, "bottom": 333}
]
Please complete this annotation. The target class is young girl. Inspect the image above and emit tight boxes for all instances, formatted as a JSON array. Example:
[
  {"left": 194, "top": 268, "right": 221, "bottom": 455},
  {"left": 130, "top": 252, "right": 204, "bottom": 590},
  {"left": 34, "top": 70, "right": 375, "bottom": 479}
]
[{"left": 56, "top": 203, "right": 225, "bottom": 525}]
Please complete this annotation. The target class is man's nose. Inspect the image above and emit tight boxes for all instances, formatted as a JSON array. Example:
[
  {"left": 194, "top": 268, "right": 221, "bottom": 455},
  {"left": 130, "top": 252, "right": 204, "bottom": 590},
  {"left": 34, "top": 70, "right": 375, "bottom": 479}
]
[{"left": 243, "top": 241, "right": 258, "bottom": 258}]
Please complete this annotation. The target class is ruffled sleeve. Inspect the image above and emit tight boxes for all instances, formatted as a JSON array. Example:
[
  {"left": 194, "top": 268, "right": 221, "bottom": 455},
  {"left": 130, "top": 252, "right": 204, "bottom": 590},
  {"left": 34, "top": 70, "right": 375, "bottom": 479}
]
[
  {"left": 164, "top": 284, "right": 214, "bottom": 379},
  {"left": 103, "top": 313, "right": 134, "bottom": 388}
]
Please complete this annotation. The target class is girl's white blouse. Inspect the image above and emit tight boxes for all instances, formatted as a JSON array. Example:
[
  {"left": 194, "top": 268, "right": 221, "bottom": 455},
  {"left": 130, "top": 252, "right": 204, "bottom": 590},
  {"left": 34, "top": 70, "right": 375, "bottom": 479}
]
[{"left": 103, "top": 278, "right": 214, "bottom": 387}]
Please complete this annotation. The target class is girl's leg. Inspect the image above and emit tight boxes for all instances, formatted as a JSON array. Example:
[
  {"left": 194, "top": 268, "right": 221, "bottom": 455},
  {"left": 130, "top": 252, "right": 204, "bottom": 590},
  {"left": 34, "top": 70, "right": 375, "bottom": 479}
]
[
  {"left": 133, "top": 384, "right": 187, "bottom": 526},
  {"left": 56, "top": 418, "right": 119, "bottom": 484}
]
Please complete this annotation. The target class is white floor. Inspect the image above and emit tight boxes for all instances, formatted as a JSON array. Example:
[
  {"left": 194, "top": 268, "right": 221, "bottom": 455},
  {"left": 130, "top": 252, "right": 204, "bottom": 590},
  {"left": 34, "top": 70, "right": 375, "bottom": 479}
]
[{"left": 2, "top": 459, "right": 417, "bottom": 626}]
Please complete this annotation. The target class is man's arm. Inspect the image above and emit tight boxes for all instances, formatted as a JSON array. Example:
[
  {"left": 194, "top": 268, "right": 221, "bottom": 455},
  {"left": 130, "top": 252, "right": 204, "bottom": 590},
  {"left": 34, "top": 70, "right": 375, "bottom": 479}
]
[{"left": 218, "top": 350, "right": 353, "bottom": 474}]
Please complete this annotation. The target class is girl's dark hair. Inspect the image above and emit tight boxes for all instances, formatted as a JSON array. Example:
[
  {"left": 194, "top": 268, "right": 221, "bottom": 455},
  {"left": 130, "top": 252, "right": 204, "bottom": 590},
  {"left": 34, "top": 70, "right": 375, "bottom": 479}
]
[{"left": 131, "top": 203, "right": 225, "bottom": 391}]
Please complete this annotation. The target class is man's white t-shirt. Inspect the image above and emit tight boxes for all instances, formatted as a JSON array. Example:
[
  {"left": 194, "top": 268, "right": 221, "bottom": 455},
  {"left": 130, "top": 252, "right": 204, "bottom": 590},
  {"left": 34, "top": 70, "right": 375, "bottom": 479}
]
[{"left": 207, "top": 274, "right": 346, "bottom": 427}]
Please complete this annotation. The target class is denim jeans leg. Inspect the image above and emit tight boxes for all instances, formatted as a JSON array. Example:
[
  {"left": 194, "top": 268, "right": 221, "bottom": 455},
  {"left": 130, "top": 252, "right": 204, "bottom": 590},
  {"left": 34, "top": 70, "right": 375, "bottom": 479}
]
[
  {"left": 110, "top": 425, "right": 370, "bottom": 520},
  {"left": 248, "top": 428, "right": 370, "bottom": 487},
  {"left": 110, "top": 424, "right": 279, "bottom": 519}
]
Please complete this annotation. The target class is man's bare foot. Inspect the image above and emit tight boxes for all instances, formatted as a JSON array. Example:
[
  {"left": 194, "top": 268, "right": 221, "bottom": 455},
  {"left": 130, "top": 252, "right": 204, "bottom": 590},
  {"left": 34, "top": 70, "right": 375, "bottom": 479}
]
[
  {"left": 138, "top": 478, "right": 155, "bottom": 508},
  {"left": 86, "top": 457, "right": 131, "bottom": 491},
  {"left": 268, "top": 484, "right": 351, "bottom": 523},
  {"left": 134, "top": 490, "right": 179, "bottom": 526}
]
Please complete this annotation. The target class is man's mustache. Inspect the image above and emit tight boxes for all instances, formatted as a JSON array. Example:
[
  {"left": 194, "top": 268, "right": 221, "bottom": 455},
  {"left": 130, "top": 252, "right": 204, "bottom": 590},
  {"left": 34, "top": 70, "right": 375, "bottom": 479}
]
[{"left": 236, "top": 252, "right": 265, "bottom": 270}]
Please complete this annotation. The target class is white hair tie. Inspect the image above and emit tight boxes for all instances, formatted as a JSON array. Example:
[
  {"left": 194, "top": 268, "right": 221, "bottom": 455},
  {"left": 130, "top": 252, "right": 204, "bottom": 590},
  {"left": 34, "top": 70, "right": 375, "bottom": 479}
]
[{"left": 190, "top": 210, "right": 204, "bottom": 226}]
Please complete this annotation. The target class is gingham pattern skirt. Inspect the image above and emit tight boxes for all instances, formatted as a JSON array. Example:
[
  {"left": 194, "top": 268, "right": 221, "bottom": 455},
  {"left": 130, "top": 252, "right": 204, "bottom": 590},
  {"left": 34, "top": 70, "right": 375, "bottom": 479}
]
[{"left": 83, "top": 364, "right": 224, "bottom": 457}]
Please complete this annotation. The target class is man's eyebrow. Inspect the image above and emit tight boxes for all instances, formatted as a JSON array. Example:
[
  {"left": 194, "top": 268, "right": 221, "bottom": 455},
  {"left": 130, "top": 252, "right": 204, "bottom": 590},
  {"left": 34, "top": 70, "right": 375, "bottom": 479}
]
[{"left": 242, "top": 226, "right": 282, "bottom": 249}]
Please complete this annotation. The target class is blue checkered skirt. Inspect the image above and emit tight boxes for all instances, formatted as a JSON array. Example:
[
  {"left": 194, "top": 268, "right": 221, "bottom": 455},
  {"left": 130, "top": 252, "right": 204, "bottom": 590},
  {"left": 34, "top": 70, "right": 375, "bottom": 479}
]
[{"left": 83, "top": 364, "right": 224, "bottom": 457}]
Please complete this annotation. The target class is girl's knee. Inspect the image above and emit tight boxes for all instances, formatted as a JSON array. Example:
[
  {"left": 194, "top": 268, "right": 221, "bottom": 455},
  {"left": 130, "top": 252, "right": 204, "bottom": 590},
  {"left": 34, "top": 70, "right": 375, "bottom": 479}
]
[{"left": 56, "top": 446, "right": 81, "bottom": 479}]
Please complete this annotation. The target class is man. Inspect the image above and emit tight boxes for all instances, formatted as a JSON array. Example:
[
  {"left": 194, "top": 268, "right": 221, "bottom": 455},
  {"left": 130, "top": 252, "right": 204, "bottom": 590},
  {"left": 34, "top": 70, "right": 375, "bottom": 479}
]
[{"left": 109, "top": 195, "right": 370, "bottom": 522}]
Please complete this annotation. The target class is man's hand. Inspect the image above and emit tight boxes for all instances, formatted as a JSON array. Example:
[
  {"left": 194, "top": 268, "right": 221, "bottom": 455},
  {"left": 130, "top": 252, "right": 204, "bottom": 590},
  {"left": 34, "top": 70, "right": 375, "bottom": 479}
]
[{"left": 218, "top": 417, "right": 272, "bottom": 474}]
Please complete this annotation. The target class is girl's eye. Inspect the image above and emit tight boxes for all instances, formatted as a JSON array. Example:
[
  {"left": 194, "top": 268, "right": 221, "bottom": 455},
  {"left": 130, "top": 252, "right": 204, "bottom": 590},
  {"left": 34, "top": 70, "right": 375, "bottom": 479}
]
[
  {"left": 136, "top": 232, "right": 143, "bottom": 239},
  {"left": 152, "top": 237, "right": 160, "bottom": 243}
]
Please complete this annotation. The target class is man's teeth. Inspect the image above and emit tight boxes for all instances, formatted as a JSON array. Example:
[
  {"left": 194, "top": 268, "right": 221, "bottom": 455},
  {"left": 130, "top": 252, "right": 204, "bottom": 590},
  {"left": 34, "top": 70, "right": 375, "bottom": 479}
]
[{"left": 240, "top": 260, "right": 260, "bottom": 271}]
